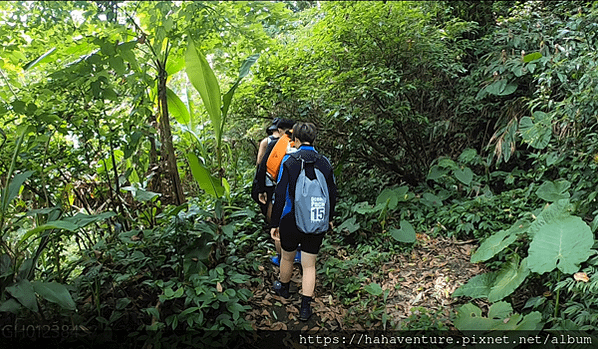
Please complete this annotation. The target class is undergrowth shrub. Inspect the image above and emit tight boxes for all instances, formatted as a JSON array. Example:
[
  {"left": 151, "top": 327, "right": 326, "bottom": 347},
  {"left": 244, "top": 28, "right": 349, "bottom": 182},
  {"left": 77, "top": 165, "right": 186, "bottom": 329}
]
[{"left": 71, "top": 198, "right": 260, "bottom": 347}]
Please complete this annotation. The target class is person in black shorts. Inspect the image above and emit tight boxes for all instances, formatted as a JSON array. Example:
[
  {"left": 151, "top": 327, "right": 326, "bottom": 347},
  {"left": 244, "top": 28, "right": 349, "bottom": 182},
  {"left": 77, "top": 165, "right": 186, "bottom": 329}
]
[{"left": 270, "top": 122, "right": 337, "bottom": 321}]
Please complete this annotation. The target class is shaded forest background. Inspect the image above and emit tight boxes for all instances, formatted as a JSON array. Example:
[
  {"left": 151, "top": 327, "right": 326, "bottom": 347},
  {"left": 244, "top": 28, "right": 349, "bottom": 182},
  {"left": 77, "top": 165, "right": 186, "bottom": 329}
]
[{"left": 1, "top": 0, "right": 598, "bottom": 347}]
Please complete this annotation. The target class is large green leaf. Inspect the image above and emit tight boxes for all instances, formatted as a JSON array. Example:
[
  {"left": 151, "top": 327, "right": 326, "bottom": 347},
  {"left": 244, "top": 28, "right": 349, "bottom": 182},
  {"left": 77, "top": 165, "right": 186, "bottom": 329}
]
[
  {"left": 121, "top": 185, "right": 161, "bottom": 202},
  {"left": 535, "top": 179, "right": 571, "bottom": 202},
  {"left": 454, "top": 167, "right": 474, "bottom": 185},
  {"left": 31, "top": 281, "right": 76, "bottom": 310},
  {"left": 20, "top": 211, "right": 116, "bottom": 244},
  {"left": 485, "top": 79, "right": 517, "bottom": 96},
  {"left": 187, "top": 152, "right": 224, "bottom": 198},
  {"left": 389, "top": 220, "right": 416, "bottom": 243},
  {"left": 6, "top": 279, "right": 38, "bottom": 312},
  {"left": 166, "top": 87, "right": 190, "bottom": 125},
  {"left": 63, "top": 211, "right": 116, "bottom": 227},
  {"left": 336, "top": 217, "right": 360, "bottom": 234},
  {"left": 1, "top": 170, "right": 34, "bottom": 213},
  {"left": 523, "top": 52, "right": 542, "bottom": 63},
  {"left": 527, "top": 199, "right": 572, "bottom": 239},
  {"left": 527, "top": 215, "right": 594, "bottom": 274},
  {"left": 452, "top": 272, "right": 497, "bottom": 299},
  {"left": 376, "top": 188, "right": 400, "bottom": 210},
  {"left": 185, "top": 39, "right": 221, "bottom": 141},
  {"left": 470, "top": 219, "right": 529, "bottom": 263},
  {"left": 20, "top": 221, "right": 79, "bottom": 244},
  {"left": 455, "top": 301, "right": 542, "bottom": 334},
  {"left": 488, "top": 257, "right": 530, "bottom": 302},
  {"left": 519, "top": 111, "right": 552, "bottom": 150},
  {"left": 420, "top": 192, "right": 443, "bottom": 207},
  {"left": 453, "top": 302, "right": 500, "bottom": 331},
  {"left": 0, "top": 298, "right": 22, "bottom": 314},
  {"left": 426, "top": 165, "right": 449, "bottom": 181}
]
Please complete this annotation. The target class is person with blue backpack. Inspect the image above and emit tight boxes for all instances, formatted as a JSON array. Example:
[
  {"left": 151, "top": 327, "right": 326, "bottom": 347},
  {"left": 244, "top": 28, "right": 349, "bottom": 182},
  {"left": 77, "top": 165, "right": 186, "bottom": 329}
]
[{"left": 270, "top": 122, "right": 337, "bottom": 321}]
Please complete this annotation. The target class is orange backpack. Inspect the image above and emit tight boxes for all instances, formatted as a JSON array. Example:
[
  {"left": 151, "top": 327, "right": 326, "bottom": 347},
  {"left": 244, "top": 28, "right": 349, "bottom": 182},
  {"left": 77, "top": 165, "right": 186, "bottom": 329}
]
[{"left": 266, "top": 133, "right": 293, "bottom": 181}]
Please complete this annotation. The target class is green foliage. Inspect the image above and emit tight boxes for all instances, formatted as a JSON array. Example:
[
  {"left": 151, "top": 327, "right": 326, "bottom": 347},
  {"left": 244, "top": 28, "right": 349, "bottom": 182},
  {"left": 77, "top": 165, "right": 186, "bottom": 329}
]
[
  {"left": 454, "top": 198, "right": 595, "bottom": 320},
  {"left": 348, "top": 185, "right": 418, "bottom": 244},
  {"left": 72, "top": 200, "right": 258, "bottom": 343},
  {"left": 470, "top": 219, "right": 529, "bottom": 263},
  {"left": 3, "top": 0, "right": 598, "bottom": 336},
  {"left": 396, "top": 307, "right": 448, "bottom": 331},
  {"left": 527, "top": 213, "right": 594, "bottom": 275},
  {"left": 183, "top": 38, "right": 258, "bottom": 199},
  {"left": 454, "top": 301, "right": 542, "bottom": 335},
  {"left": 487, "top": 256, "right": 530, "bottom": 303},
  {"left": 556, "top": 258, "right": 598, "bottom": 330}
]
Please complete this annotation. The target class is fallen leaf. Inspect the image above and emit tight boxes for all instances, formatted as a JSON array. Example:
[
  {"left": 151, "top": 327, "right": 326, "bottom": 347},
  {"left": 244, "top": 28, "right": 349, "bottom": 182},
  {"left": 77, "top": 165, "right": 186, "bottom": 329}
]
[
  {"left": 574, "top": 272, "right": 590, "bottom": 283},
  {"left": 216, "top": 282, "right": 223, "bottom": 292},
  {"left": 271, "top": 322, "right": 286, "bottom": 330}
]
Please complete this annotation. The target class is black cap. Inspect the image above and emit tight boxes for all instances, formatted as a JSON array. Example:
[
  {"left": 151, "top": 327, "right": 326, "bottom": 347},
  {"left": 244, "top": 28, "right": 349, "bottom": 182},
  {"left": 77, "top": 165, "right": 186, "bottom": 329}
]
[{"left": 276, "top": 118, "right": 295, "bottom": 130}]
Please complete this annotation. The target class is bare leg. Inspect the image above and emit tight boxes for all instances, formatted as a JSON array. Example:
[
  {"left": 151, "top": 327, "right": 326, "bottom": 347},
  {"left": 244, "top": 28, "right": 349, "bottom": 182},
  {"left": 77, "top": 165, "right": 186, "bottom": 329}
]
[
  {"left": 300, "top": 252, "right": 317, "bottom": 297},
  {"left": 279, "top": 249, "right": 295, "bottom": 283}
]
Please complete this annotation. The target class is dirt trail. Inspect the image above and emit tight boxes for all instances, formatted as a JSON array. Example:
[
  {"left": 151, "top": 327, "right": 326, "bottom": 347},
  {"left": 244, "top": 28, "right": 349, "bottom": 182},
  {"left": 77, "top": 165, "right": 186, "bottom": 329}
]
[{"left": 244, "top": 234, "right": 483, "bottom": 331}]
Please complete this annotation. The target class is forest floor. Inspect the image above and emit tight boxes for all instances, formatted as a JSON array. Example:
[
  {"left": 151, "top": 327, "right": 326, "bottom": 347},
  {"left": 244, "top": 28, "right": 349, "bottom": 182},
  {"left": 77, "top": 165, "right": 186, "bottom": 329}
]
[{"left": 244, "top": 233, "right": 484, "bottom": 332}]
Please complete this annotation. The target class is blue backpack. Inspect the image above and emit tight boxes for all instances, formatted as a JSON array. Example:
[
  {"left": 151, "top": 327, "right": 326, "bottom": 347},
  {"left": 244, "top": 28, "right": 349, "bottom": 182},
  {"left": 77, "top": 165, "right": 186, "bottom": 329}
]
[{"left": 294, "top": 155, "right": 330, "bottom": 234}]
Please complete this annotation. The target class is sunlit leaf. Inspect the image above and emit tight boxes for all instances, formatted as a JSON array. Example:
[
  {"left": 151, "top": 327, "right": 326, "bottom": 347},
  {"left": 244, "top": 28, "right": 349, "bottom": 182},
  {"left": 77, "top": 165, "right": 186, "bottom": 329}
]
[
  {"left": 1, "top": 170, "right": 34, "bottom": 213},
  {"left": 471, "top": 219, "right": 529, "bottom": 263},
  {"left": 187, "top": 152, "right": 224, "bottom": 198},
  {"left": 166, "top": 87, "right": 190, "bottom": 125},
  {"left": 452, "top": 272, "right": 497, "bottom": 299},
  {"left": 23, "top": 47, "right": 56, "bottom": 70},
  {"left": 185, "top": 39, "right": 221, "bottom": 140},
  {"left": 523, "top": 52, "right": 542, "bottom": 62}
]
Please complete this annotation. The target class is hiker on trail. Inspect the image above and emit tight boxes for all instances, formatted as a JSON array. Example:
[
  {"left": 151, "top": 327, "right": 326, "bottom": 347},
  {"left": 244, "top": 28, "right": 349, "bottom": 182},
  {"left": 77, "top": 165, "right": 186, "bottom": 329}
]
[
  {"left": 256, "top": 118, "right": 280, "bottom": 166},
  {"left": 252, "top": 118, "right": 301, "bottom": 266},
  {"left": 270, "top": 122, "right": 337, "bottom": 321}
]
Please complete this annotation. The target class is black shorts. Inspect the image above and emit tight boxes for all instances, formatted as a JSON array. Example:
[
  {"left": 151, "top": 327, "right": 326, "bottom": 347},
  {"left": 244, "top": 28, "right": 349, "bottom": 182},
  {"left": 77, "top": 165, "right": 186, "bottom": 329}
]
[{"left": 279, "top": 213, "right": 325, "bottom": 254}]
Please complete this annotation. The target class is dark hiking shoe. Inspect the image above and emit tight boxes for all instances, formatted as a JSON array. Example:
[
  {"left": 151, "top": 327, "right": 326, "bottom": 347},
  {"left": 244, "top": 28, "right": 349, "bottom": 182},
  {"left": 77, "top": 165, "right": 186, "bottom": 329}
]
[
  {"left": 299, "top": 296, "right": 312, "bottom": 321},
  {"left": 273, "top": 281, "right": 291, "bottom": 299}
]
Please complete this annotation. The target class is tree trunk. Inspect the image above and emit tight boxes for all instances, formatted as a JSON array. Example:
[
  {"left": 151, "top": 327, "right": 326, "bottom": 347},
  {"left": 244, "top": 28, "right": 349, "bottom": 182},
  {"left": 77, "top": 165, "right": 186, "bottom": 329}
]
[{"left": 156, "top": 62, "right": 185, "bottom": 206}]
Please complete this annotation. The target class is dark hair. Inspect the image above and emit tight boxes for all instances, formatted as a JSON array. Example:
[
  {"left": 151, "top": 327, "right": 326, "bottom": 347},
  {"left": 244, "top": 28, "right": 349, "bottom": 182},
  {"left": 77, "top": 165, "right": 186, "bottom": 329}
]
[
  {"left": 292, "top": 122, "right": 317, "bottom": 144},
  {"left": 277, "top": 118, "right": 295, "bottom": 130}
]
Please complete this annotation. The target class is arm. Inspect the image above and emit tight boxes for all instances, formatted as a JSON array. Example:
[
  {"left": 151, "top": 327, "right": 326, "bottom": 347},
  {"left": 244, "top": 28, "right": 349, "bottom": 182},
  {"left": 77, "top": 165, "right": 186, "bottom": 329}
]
[
  {"left": 270, "top": 159, "right": 290, "bottom": 228},
  {"left": 255, "top": 140, "right": 276, "bottom": 196},
  {"left": 256, "top": 137, "right": 269, "bottom": 166}
]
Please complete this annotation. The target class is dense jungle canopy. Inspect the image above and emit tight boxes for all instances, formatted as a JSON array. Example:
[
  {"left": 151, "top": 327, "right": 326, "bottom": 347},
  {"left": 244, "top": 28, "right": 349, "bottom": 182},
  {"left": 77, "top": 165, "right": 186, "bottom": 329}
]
[{"left": 2, "top": 0, "right": 598, "bottom": 348}]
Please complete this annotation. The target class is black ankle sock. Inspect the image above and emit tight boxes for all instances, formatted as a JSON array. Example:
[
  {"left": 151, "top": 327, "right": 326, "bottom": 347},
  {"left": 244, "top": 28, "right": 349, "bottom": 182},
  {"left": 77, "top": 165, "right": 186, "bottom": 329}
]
[
  {"left": 281, "top": 281, "right": 290, "bottom": 290},
  {"left": 302, "top": 295, "right": 313, "bottom": 305}
]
